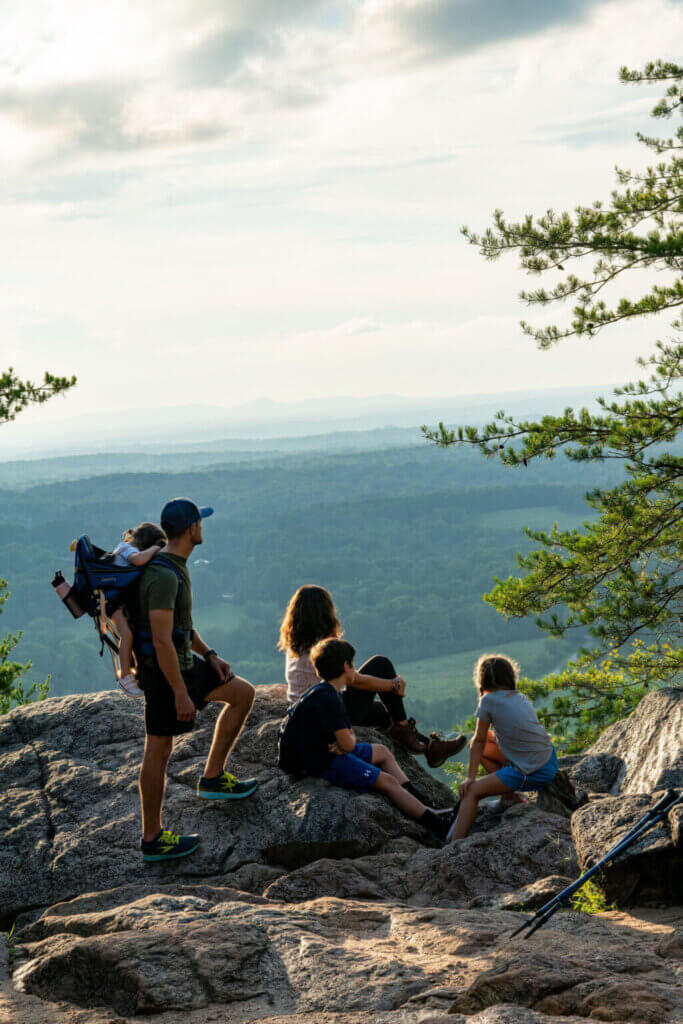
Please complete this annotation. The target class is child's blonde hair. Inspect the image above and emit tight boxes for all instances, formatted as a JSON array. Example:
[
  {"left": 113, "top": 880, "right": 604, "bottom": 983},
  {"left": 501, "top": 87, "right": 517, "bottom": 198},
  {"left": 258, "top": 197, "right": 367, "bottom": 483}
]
[{"left": 473, "top": 653, "right": 520, "bottom": 696}]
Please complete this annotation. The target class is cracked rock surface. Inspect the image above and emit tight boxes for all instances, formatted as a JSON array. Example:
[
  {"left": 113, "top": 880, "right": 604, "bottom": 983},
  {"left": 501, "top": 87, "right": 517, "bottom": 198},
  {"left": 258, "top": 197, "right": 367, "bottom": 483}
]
[
  {"left": 3, "top": 685, "right": 683, "bottom": 1024},
  {"left": 9, "top": 889, "right": 683, "bottom": 1023},
  {"left": 1, "top": 686, "right": 454, "bottom": 918},
  {"left": 0, "top": 687, "right": 575, "bottom": 920},
  {"left": 568, "top": 688, "right": 683, "bottom": 904}
]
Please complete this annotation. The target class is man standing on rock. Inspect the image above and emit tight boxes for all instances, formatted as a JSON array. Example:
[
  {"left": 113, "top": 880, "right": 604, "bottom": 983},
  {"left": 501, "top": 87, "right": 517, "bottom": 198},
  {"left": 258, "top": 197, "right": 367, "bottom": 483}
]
[{"left": 135, "top": 497, "right": 257, "bottom": 862}]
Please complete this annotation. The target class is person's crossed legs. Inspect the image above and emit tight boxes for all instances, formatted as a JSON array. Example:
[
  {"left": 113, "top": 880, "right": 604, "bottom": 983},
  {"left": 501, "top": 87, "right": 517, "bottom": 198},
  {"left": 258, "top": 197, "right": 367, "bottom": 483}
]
[{"left": 480, "top": 728, "right": 524, "bottom": 809}]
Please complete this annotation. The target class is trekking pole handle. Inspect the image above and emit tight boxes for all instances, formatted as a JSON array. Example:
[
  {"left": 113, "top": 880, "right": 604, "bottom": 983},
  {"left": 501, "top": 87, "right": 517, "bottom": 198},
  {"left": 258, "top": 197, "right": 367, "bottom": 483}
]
[{"left": 647, "top": 789, "right": 678, "bottom": 817}]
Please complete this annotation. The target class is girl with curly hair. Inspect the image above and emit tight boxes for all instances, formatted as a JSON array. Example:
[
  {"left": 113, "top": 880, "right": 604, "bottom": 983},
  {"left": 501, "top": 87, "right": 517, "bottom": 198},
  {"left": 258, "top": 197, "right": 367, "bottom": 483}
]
[
  {"left": 279, "top": 584, "right": 466, "bottom": 766},
  {"left": 447, "top": 653, "right": 558, "bottom": 841}
]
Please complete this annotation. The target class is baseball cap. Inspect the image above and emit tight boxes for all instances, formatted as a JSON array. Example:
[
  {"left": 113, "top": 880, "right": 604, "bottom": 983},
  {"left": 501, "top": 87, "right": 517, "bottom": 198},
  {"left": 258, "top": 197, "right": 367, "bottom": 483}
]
[{"left": 161, "top": 497, "right": 214, "bottom": 533}]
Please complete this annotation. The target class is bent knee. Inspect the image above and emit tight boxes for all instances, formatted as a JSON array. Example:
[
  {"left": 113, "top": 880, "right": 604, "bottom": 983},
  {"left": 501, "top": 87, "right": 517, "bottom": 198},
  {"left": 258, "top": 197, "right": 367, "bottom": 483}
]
[
  {"left": 467, "top": 780, "right": 493, "bottom": 800},
  {"left": 362, "top": 655, "right": 395, "bottom": 678},
  {"left": 374, "top": 770, "right": 398, "bottom": 791},
  {"left": 373, "top": 743, "right": 390, "bottom": 761},
  {"left": 233, "top": 677, "right": 255, "bottom": 711}
]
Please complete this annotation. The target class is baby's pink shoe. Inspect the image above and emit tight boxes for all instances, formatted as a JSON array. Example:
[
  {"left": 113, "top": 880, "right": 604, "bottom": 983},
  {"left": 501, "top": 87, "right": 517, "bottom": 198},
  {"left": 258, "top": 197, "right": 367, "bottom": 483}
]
[{"left": 118, "top": 674, "right": 144, "bottom": 698}]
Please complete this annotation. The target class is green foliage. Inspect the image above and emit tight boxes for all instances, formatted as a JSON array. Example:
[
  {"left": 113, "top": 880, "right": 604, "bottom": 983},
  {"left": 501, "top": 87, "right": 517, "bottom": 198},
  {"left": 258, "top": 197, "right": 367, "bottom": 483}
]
[
  {"left": 570, "top": 880, "right": 615, "bottom": 915},
  {"left": 425, "top": 60, "right": 683, "bottom": 744},
  {"left": 0, "top": 368, "right": 76, "bottom": 425},
  {"left": 457, "top": 60, "right": 683, "bottom": 347},
  {"left": 3, "top": 923, "right": 16, "bottom": 966},
  {"left": 0, "top": 366, "right": 75, "bottom": 713}
]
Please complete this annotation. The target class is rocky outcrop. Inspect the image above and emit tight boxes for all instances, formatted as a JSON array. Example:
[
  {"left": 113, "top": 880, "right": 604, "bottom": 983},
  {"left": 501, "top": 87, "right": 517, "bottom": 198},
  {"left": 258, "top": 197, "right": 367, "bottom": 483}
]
[
  {"left": 567, "top": 688, "right": 683, "bottom": 904},
  {"left": 564, "top": 752, "right": 623, "bottom": 799},
  {"left": 0, "top": 687, "right": 576, "bottom": 922},
  {"left": 3, "top": 683, "right": 683, "bottom": 1024},
  {"left": 264, "top": 804, "right": 577, "bottom": 905},
  {"left": 577, "top": 687, "right": 683, "bottom": 796},
  {"left": 571, "top": 792, "right": 683, "bottom": 905},
  {"left": 0, "top": 687, "right": 453, "bottom": 920},
  {"left": 9, "top": 886, "right": 682, "bottom": 1022}
]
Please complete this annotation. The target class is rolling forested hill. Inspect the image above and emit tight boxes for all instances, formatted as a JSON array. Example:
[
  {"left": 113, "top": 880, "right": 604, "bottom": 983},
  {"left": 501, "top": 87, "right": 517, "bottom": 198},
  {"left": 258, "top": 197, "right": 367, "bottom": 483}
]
[{"left": 0, "top": 440, "right": 617, "bottom": 731}]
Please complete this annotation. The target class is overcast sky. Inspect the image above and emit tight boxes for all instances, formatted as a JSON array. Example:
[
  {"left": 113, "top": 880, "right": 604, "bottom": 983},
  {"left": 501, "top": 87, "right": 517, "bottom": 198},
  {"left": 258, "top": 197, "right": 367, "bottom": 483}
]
[{"left": 2, "top": 0, "right": 682, "bottom": 429}]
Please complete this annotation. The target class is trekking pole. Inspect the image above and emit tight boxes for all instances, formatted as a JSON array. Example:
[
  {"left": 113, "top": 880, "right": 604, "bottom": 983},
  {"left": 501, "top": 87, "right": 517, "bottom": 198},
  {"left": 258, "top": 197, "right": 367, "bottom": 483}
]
[{"left": 510, "top": 789, "right": 681, "bottom": 940}]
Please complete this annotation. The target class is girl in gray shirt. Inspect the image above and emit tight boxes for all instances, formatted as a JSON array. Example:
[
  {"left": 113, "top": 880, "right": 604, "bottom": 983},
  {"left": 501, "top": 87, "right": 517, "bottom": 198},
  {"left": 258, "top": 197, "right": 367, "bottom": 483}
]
[{"left": 447, "top": 653, "right": 557, "bottom": 842}]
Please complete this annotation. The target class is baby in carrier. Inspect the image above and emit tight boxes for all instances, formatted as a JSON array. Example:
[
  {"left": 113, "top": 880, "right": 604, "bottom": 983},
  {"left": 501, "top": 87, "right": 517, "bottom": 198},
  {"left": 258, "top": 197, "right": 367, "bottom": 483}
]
[{"left": 111, "top": 522, "right": 166, "bottom": 697}]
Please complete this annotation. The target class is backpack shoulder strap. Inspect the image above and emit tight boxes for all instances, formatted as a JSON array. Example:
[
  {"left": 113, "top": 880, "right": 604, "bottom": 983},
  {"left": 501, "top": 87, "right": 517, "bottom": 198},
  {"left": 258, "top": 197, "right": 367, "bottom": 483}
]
[
  {"left": 147, "top": 555, "right": 184, "bottom": 597},
  {"left": 133, "top": 556, "right": 187, "bottom": 658}
]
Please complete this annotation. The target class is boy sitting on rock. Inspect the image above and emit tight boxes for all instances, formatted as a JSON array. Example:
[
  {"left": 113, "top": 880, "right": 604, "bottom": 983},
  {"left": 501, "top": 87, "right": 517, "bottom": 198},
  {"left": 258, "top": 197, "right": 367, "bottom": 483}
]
[{"left": 282, "top": 637, "right": 455, "bottom": 842}]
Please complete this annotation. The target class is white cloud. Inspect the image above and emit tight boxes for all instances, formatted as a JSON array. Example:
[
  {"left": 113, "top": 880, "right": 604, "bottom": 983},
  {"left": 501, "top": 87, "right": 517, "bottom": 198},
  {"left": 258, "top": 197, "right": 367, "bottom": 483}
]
[{"left": 0, "top": 0, "right": 681, "bottom": 426}]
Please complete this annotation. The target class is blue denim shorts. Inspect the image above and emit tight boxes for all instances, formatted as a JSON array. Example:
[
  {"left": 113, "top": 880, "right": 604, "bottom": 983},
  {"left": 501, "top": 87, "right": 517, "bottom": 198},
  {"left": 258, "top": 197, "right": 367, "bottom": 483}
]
[
  {"left": 321, "top": 742, "right": 380, "bottom": 791},
  {"left": 496, "top": 747, "right": 558, "bottom": 792}
]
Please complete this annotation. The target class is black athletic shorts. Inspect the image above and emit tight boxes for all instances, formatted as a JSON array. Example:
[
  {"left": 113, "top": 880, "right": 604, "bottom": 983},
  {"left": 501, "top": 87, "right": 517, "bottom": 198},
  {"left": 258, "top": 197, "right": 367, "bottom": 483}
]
[{"left": 139, "top": 656, "right": 220, "bottom": 737}]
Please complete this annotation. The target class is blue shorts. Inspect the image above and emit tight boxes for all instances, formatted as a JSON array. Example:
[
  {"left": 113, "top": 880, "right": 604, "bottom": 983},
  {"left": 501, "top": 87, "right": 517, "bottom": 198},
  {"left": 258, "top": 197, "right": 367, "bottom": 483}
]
[
  {"left": 321, "top": 742, "right": 380, "bottom": 791},
  {"left": 496, "top": 747, "right": 558, "bottom": 792}
]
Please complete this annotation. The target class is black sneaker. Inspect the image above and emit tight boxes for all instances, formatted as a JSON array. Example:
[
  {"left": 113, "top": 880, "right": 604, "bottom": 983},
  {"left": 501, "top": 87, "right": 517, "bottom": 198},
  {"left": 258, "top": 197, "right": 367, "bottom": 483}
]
[
  {"left": 421, "top": 806, "right": 458, "bottom": 842},
  {"left": 196, "top": 770, "right": 258, "bottom": 800},
  {"left": 140, "top": 829, "right": 201, "bottom": 862},
  {"left": 432, "top": 801, "right": 460, "bottom": 818}
]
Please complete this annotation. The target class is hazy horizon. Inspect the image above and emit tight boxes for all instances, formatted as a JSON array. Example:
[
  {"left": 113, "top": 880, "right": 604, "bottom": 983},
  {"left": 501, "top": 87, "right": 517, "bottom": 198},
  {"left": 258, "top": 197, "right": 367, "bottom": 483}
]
[{"left": 0, "top": 383, "right": 605, "bottom": 460}]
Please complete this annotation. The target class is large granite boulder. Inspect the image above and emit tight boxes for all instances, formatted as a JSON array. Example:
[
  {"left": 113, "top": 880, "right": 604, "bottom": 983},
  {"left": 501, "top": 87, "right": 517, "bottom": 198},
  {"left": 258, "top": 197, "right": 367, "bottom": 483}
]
[
  {"left": 265, "top": 803, "right": 577, "bottom": 906},
  {"left": 9, "top": 886, "right": 682, "bottom": 1023},
  {"left": 0, "top": 687, "right": 453, "bottom": 921},
  {"left": 571, "top": 792, "right": 683, "bottom": 905},
  {"left": 568, "top": 688, "right": 683, "bottom": 904},
  {"left": 576, "top": 687, "right": 683, "bottom": 796}
]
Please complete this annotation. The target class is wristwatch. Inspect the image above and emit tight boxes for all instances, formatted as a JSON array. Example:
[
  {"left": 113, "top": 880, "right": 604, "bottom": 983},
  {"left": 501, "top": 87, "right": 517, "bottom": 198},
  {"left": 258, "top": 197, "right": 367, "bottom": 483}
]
[{"left": 204, "top": 648, "right": 217, "bottom": 662}]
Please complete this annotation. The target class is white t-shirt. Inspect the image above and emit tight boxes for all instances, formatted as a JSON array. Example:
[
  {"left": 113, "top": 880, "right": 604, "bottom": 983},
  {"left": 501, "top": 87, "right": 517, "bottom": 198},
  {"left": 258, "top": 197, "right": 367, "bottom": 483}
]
[
  {"left": 112, "top": 541, "right": 140, "bottom": 567},
  {"left": 285, "top": 650, "right": 320, "bottom": 704}
]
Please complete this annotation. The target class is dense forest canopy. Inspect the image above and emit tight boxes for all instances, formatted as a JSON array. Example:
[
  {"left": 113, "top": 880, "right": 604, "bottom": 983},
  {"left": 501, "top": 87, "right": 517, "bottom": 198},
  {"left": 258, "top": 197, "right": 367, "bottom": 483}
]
[{"left": 0, "top": 441, "right": 609, "bottom": 731}]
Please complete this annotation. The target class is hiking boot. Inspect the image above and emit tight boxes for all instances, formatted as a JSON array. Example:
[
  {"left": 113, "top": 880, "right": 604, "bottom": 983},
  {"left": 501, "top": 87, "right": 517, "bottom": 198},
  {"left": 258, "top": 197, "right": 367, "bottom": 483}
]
[
  {"left": 389, "top": 718, "right": 427, "bottom": 754},
  {"left": 426, "top": 732, "right": 467, "bottom": 768},
  {"left": 140, "top": 829, "right": 201, "bottom": 862},
  {"left": 197, "top": 771, "right": 259, "bottom": 800}
]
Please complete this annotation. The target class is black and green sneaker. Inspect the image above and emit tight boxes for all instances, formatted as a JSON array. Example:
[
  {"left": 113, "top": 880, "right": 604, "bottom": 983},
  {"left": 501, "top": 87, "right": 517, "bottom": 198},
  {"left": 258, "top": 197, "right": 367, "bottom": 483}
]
[
  {"left": 196, "top": 770, "right": 258, "bottom": 800},
  {"left": 140, "top": 829, "right": 201, "bottom": 862}
]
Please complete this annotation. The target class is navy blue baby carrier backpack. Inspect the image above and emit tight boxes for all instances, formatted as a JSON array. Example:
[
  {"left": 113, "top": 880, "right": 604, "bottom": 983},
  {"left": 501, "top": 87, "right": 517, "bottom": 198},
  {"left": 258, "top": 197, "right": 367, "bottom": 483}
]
[
  {"left": 277, "top": 681, "right": 328, "bottom": 778},
  {"left": 52, "top": 536, "right": 183, "bottom": 676}
]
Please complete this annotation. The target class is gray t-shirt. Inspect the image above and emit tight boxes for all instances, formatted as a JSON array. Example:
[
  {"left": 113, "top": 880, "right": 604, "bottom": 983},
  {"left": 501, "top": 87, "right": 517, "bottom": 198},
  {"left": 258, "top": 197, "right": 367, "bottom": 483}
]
[{"left": 476, "top": 689, "right": 552, "bottom": 774}]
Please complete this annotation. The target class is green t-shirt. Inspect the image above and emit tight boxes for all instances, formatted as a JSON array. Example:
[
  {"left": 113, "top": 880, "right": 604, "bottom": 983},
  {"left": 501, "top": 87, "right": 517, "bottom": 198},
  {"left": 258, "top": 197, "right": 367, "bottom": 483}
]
[{"left": 136, "top": 553, "right": 193, "bottom": 671}]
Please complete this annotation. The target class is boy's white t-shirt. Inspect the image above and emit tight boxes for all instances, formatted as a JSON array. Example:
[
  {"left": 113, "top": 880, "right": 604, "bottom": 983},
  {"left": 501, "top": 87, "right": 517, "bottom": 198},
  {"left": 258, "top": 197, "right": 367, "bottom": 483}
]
[
  {"left": 285, "top": 650, "right": 319, "bottom": 704},
  {"left": 111, "top": 541, "right": 140, "bottom": 567},
  {"left": 476, "top": 689, "right": 553, "bottom": 774}
]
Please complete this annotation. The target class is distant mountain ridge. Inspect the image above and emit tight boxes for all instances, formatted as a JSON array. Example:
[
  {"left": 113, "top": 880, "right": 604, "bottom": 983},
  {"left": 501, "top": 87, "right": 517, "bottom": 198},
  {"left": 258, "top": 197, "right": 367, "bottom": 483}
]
[{"left": 0, "top": 385, "right": 603, "bottom": 460}]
